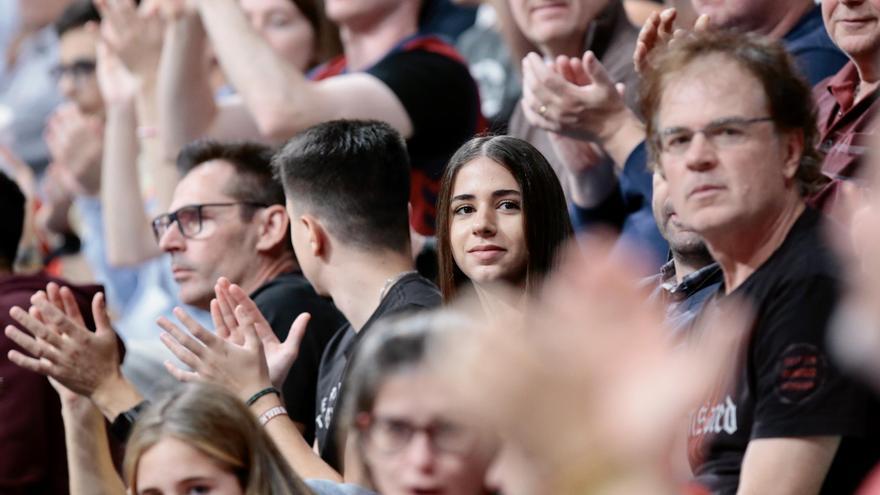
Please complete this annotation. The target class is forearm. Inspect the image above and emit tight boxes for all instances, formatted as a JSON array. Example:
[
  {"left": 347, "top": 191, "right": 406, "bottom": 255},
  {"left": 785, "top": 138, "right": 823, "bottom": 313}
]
[
  {"left": 251, "top": 394, "right": 343, "bottom": 482},
  {"left": 102, "top": 99, "right": 162, "bottom": 267},
  {"left": 136, "top": 79, "right": 178, "bottom": 214},
  {"left": 597, "top": 109, "right": 646, "bottom": 171},
  {"left": 196, "top": 0, "right": 312, "bottom": 139},
  {"left": 59, "top": 398, "right": 126, "bottom": 495},
  {"left": 737, "top": 436, "right": 840, "bottom": 495},
  {"left": 157, "top": 15, "right": 217, "bottom": 160}
]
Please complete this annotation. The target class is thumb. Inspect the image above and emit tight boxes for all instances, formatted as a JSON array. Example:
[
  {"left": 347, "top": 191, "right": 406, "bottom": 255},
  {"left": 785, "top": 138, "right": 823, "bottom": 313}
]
[
  {"left": 582, "top": 52, "right": 616, "bottom": 91},
  {"left": 283, "top": 312, "right": 311, "bottom": 360},
  {"left": 91, "top": 293, "right": 114, "bottom": 336},
  {"left": 695, "top": 13, "right": 712, "bottom": 32}
]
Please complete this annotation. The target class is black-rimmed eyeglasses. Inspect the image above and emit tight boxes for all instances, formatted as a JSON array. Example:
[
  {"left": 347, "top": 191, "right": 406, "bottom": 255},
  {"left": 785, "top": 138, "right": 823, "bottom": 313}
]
[
  {"left": 151, "top": 202, "right": 268, "bottom": 242},
  {"left": 655, "top": 116, "right": 774, "bottom": 156},
  {"left": 364, "top": 416, "right": 477, "bottom": 455}
]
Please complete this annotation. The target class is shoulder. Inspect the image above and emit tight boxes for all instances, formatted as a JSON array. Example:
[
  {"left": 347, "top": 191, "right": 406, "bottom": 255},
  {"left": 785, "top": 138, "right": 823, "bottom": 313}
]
[
  {"left": 306, "top": 480, "right": 378, "bottom": 495},
  {"left": 384, "top": 274, "right": 442, "bottom": 313}
]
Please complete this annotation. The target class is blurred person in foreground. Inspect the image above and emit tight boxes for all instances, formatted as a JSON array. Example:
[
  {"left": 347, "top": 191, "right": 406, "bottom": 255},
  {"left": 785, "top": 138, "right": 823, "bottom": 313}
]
[
  {"left": 0, "top": 172, "right": 103, "bottom": 494},
  {"left": 643, "top": 31, "right": 879, "bottom": 494}
]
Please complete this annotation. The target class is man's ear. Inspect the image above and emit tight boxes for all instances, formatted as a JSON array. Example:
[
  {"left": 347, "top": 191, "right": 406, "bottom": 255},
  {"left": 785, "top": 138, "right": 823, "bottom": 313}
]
[
  {"left": 255, "top": 205, "right": 290, "bottom": 253},
  {"left": 781, "top": 129, "right": 805, "bottom": 182},
  {"left": 301, "top": 214, "right": 328, "bottom": 259}
]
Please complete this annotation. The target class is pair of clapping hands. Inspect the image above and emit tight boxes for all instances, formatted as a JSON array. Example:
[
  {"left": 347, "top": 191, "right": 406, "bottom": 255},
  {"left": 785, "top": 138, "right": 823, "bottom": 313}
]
[
  {"left": 5, "top": 278, "right": 308, "bottom": 407},
  {"left": 520, "top": 8, "right": 710, "bottom": 144}
]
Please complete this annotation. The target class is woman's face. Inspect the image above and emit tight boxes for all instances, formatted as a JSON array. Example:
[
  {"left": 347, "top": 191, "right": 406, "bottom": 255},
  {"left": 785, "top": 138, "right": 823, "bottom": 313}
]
[
  {"left": 135, "top": 436, "right": 244, "bottom": 495},
  {"left": 449, "top": 157, "right": 528, "bottom": 288},
  {"left": 240, "top": 0, "right": 316, "bottom": 70},
  {"left": 362, "top": 370, "right": 495, "bottom": 495}
]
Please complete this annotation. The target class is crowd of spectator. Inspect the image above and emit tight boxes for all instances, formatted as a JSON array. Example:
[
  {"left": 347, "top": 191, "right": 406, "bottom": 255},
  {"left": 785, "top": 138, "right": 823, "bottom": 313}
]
[{"left": 2, "top": 0, "right": 880, "bottom": 494}]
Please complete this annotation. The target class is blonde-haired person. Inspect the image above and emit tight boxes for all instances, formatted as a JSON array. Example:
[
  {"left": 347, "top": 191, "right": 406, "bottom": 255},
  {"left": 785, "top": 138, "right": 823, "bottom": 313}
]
[{"left": 123, "top": 382, "right": 311, "bottom": 495}]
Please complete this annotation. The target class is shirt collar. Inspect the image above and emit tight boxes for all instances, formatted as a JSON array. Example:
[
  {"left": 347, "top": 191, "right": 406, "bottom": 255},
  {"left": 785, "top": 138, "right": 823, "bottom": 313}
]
[{"left": 827, "top": 62, "right": 861, "bottom": 114}]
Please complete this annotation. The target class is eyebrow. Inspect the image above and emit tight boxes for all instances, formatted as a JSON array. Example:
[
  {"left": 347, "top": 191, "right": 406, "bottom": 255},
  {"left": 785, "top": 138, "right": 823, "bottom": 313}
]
[
  {"left": 659, "top": 116, "right": 756, "bottom": 135},
  {"left": 451, "top": 189, "right": 522, "bottom": 202}
]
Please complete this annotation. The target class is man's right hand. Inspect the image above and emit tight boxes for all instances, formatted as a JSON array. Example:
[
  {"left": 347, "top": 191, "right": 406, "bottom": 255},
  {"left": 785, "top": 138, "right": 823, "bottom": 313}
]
[{"left": 6, "top": 286, "right": 119, "bottom": 395}]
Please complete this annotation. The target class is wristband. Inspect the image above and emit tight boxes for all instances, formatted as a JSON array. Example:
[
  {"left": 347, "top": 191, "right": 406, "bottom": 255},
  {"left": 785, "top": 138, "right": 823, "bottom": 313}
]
[
  {"left": 258, "top": 406, "right": 288, "bottom": 426},
  {"left": 245, "top": 386, "right": 280, "bottom": 407}
]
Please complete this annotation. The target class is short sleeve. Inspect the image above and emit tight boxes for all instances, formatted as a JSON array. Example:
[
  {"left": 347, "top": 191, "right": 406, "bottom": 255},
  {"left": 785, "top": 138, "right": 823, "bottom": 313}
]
[
  {"left": 751, "top": 275, "right": 870, "bottom": 439},
  {"left": 366, "top": 49, "right": 480, "bottom": 177}
]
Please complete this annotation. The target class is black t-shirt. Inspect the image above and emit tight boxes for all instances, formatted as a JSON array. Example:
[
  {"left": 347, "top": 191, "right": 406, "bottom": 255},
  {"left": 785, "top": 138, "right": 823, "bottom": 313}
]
[
  {"left": 314, "top": 273, "right": 441, "bottom": 469},
  {"left": 312, "top": 35, "right": 482, "bottom": 235},
  {"left": 688, "top": 209, "right": 880, "bottom": 494},
  {"left": 252, "top": 272, "right": 347, "bottom": 445}
]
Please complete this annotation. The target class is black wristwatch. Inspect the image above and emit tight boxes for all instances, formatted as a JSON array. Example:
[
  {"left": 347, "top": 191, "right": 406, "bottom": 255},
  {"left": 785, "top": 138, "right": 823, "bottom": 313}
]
[{"left": 109, "top": 400, "right": 150, "bottom": 442}]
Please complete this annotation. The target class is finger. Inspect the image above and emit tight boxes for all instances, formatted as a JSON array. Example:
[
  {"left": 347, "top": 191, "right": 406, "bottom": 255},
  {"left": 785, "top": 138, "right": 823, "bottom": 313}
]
[
  {"left": 5, "top": 325, "right": 63, "bottom": 363},
  {"left": 157, "top": 316, "right": 206, "bottom": 359},
  {"left": 210, "top": 299, "right": 231, "bottom": 340},
  {"left": 694, "top": 13, "right": 712, "bottom": 32},
  {"left": 615, "top": 82, "right": 626, "bottom": 99},
  {"left": 282, "top": 313, "right": 311, "bottom": 361},
  {"left": 520, "top": 97, "right": 562, "bottom": 133},
  {"left": 173, "top": 306, "right": 220, "bottom": 349},
  {"left": 91, "top": 292, "right": 115, "bottom": 337},
  {"left": 58, "top": 286, "right": 87, "bottom": 327},
  {"left": 163, "top": 359, "right": 200, "bottom": 383},
  {"left": 46, "top": 282, "right": 64, "bottom": 311},
  {"left": 32, "top": 293, "right": 83, "bottom": 339},
  {"left": 569, "top": 57, "right": 590, "bottom": 86},
  {"left": 158, "top": 328, "right": 205, "bottom": 371},
  {"left": 582, "top": 51, "right": 616, "bottom": 91},
  {"left": 633, "top": 42, "right": 648, "bottom": 74},
  {"left": 234, "top": 305, "right": 261, "bottom": 349},
  {"left": 215, "top": 280, "right": 240, "bottom": 329},
  {"left": 556, "top": 55, "right": 578, "bottom": 85},
  {"left": 9, "top": 306, "right": 64, "bottom": 348},
  {"left": 658, "top": 8, "right": 677, "bottom": 39},
  {"left": 7, "top": 349, "right": 55, "bottom": 376},
  {"left": 637, "top": 11, "right": 661, "bottom": 50}
]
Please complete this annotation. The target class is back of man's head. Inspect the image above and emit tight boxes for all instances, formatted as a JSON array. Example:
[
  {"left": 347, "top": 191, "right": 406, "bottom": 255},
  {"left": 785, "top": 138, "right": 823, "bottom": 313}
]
[
  {"left": 54, "top": 0, "right": 100, "bottom": 37},
  {"left": 272, "top": 120, "right": 412, "bottom": 254},
  {"left": 0, "top": 173, "right": 26, "bottom": 270}
]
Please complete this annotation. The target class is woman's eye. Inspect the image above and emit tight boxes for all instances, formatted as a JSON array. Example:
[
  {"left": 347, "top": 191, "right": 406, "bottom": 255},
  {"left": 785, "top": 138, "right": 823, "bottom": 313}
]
[
  {"left": 453, "top": 205, "right": 475, "bottom": 215},
  {"left": 267, "top": 14, "right": 292, "bottom": 28},
  {"left": 498, "top": 200, "right": 521, "bottom": 211},
  {"left": 187, "top": 486, "right": 212, "bottom": 495}
]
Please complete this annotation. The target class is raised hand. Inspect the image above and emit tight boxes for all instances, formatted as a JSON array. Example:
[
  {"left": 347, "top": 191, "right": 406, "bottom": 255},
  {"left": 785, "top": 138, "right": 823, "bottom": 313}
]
[
  {"left": 158, "top": 286, "right": 308, "bottom": 400},
  {"left": 44, "top": 103, "right": 103, "bottom": 196},
  {"left": 5, "top": 289, "right": 122, "bottom": 398},
  {"left": 633, "top": 8, "right": 711, "bottom": 74},
  {"left": 96, "top": 41, "right": 140, "bottom": 106},
  {"left": 94, "top": 0, "right": 165, "bottom": 83},
  {"left": 216, "top": 278, "right": 310, "bottom": 389}
]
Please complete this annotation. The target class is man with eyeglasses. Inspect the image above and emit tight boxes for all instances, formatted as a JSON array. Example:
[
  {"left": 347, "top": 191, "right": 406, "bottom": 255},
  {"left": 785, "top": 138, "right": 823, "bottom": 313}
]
[
  {"left": 643, "top": 31, "right": 879, "bottom": 495},
  {"left": 148, "top": 140, "right": 345, "bottom": 446}
]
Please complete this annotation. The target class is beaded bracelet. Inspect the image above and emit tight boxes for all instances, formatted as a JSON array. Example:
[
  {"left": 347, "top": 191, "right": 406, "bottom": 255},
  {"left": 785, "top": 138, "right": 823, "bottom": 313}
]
[
  {"left": 259, "top": 406, "right": 288, "bottom": 426},
  {"left": 245, "top": 386, "right": 280, "bottom": 407}
]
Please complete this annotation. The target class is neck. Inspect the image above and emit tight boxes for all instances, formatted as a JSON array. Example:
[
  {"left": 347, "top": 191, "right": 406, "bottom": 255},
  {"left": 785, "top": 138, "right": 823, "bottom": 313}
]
[
  {"left": 671, "top": 251, "right": 714, "bottom": 284},
  {"left": 540, "top": 35, "right": 586, "bottom": 59},
  {"left": 765, "top": 1, "right": 813, "bottom": 39},
  {"left": 705, "top": 199, "right": 805, "bottom": 294},
  {"left": 854, "top": 61, "right": 880, "bottom": 103},
  {"left": 324, "top": 248, "right": 415, "bottom": 331},
  {"left": 473, "top": 282, "right": 525, "bottom": 321},
  {"left": 339, "top": 6, "right": 418, "bottom": 71},
  {"left": 238, "top": 253, "right": 297, "bottom": 296}
]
